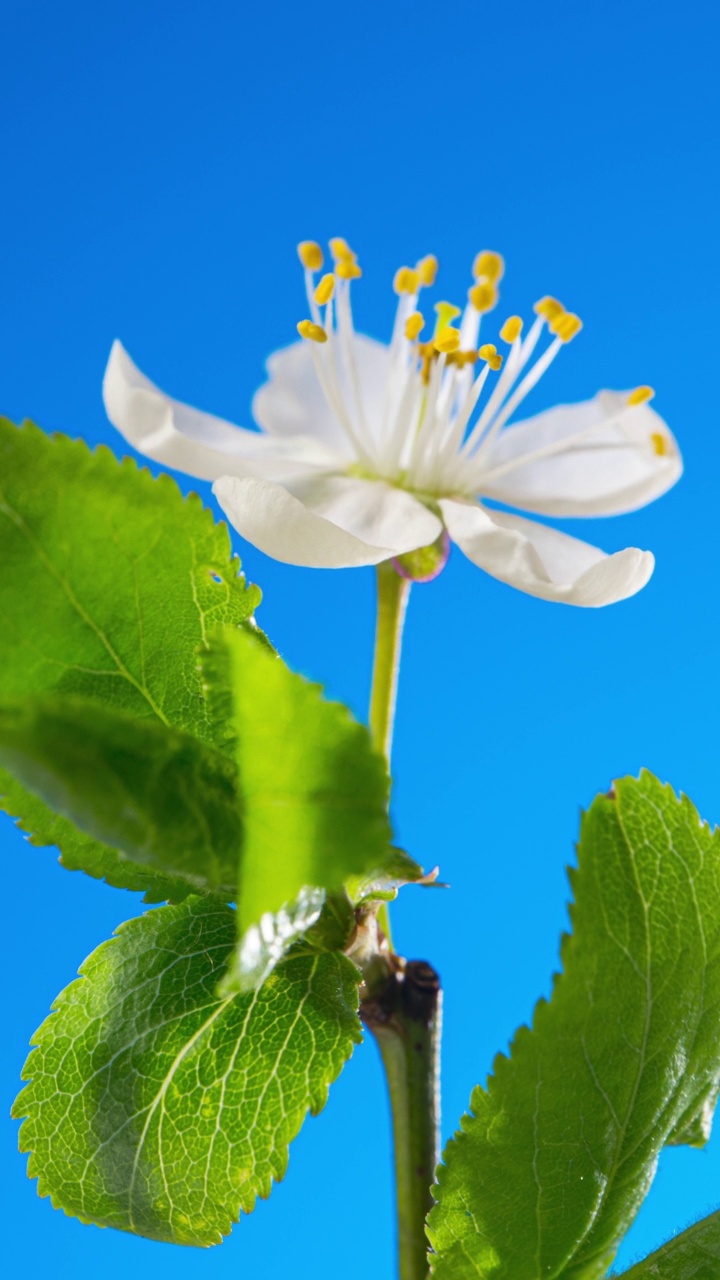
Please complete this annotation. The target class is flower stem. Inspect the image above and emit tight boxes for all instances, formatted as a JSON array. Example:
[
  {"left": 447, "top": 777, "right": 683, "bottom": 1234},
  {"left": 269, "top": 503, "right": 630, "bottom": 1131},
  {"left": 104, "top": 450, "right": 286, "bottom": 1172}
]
[
  {"left": 364, "top": 562, "right": 440, "bottom": 1279},
  {"left": 361, "top": 958, "right": 442, "bottom": 1280},
  {"left": 369, "top": 561, "right": 410, "bottom": 764}
]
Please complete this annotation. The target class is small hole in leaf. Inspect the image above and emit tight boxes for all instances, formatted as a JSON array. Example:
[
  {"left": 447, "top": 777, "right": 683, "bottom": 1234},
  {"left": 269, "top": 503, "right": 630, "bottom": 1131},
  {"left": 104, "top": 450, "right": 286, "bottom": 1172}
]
[{"left": 209, "top": 571, "right": 223, "bottom": 584}]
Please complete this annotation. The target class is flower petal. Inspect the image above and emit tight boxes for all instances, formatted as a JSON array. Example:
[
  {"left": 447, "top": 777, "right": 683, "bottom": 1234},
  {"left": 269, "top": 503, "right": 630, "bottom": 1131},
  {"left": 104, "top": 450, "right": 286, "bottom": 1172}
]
[
  {"left": 286, "top": 472, "right": 442, "bottom": 546},
  {"left": 214, "top": 474, "right": 442, "bottom": 569},
  {"left": 103, "top": 341, "right": 340, "bottom": 482},
  {"left": 252, "top": 336, "right": 391, "bottom": 454},
  {"left": 478, "top": 391, "right": 682, "bottom": 517},
  {"left": 439, "top": 498, "right": 654, "bottom": 606}
]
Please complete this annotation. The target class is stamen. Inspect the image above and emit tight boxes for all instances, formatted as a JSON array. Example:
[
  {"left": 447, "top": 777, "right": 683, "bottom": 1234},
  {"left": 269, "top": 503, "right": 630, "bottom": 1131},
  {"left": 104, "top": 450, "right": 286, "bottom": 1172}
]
[
  {"left": 469, "top": 282, "right": 498, "bottom": 313},
  {"left": 385, "top": 291, "right": 420, "bottom": 419},
  {"left": 500, "top": 316, "right": 523, "bottom": 344},
  {"left": 464, "top": 336, "right": 564, "bottom": 458},
  {"left": 435, "top": 360, "right": 492, "bottom": 469},
  {"left": 329, "top": 237, "right": 356, "bottom": 263},
  {"left": 473, "top": 250, "right": 505, "bottom": 283},
  {"left": 418, "top": 341, "right": 436, "bottom": 384},
  {"left": 534, "top": 296, "right": 565, "bottom": 321},
  {"left": 454, "top": 316, "right": 543, "bottom": 458},
  {"left": 292, "top": 236, "right": 614, "bottom": 501},
  {"left": 394, "top": 266, "right": 420, "bottom": 295},
  {"left": 405, "top": 311, "right": 425, "bottom": 340},
  {"left": 628, "top": 385, "right": 655, "bottom": 406},
  {"left": 409, "top": 351, "right": 447, "bottom": 480},
  {"left": 314, "top": 273, "right": 335, "bottom": 306},
  {"left": 459, "top": 299, "right": 481, "bottom": 352},
  {"left": 336, "top": 260, "right": 362, "bottom": 280},
  {"left": 297, "top": 319, "right": 328, "bottom": 343},
  {"left": 443, "top": 283, "right": 494, "bottom": 448},
  {"left": 416, "top": 255, "right": 439, "bottom": 287},
  {"left": 379, "top": 357, "right": 426, "bottom": 473},
  {"left": 434, "top": 327, "right": 461, "bottom": 354},
  {"left": 650, "top": 431, "right": 667, "bottom": 455},
  {"left": 302, "top": 304, "right": 372, "bottom": 465},
  {"left": 479, "top": 343, "right": 503, "bottom": 371},
  {"left": 549, "top": 312, "right": 582, "bottom": 342},
  {"left": 334, "top": 279, "right": 371, "bottom": 445},
  {"left": 298, "top": 241, "right": 323, "bottom": 271}
]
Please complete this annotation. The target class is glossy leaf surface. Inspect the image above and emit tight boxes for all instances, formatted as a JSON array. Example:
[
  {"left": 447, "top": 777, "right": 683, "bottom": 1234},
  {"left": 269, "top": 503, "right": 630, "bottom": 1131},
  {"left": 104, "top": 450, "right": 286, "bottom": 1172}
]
[
  {"left": 204, "top": 625, "right": 393, "bottom": 988},
  {"left": 14, "top": 896, "right": 361, "bottom": 1245},
  {"left": 0, "top": 419, "right": 258, "bottom": 900}
]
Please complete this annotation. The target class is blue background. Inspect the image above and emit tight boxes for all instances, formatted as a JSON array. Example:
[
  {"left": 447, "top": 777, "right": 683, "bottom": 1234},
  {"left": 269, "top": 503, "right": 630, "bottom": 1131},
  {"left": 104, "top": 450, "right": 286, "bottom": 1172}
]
[{"left": 2, "top": 0, "right": 719, "bottom": 1273}]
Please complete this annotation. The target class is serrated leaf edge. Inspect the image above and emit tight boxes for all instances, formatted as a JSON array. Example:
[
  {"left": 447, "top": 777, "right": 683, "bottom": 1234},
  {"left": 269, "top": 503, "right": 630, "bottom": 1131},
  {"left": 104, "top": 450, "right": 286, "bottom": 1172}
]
[
  {"left": 428, "top": 771, "right": 720, "bottom": 1278},
  {"left": 12, "top": 902, "right": 363, "bottom": 1242}
]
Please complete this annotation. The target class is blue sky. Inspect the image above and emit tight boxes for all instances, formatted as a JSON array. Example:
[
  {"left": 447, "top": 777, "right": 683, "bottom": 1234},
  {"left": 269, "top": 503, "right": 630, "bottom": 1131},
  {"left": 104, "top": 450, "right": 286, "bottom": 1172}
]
[{"left": 2, "top": 0, "right": 720, "bottom": 1274}]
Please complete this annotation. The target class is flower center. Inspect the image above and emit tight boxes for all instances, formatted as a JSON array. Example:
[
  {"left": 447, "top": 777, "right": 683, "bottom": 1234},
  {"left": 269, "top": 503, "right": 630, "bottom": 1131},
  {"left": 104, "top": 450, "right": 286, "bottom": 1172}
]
[{"left": 294, "top": 239, "right": 661, "bottom": 497}]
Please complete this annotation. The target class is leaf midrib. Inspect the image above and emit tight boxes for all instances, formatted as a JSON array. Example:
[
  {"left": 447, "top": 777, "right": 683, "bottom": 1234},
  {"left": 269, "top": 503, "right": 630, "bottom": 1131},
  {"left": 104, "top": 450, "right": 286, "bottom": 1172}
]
[{"left": 125, "top": 954, "right": 323, "bottom": 1233}]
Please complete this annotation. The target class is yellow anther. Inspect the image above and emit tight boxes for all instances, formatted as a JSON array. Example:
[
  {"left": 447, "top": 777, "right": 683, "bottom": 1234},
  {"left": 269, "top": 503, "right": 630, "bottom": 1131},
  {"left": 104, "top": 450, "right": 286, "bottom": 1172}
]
[
  {"left": 314, "top": 273, "right": 335, "bottom": 306},
  {"left": 447, "top": 349, "right": 479, "bottom": 368},
  {"left": 473, "top": 250, "right": 505, "bottom": 283},
  {"left": 628, "top": 385, "right": 655, "bottom": 406},
  {"left": 468, "top": 282, "right": 498, "bottom": 313},
  {"left": 329, "top": 237, "right": 356, "bottom": 263},
  {"left": 405, "top": 311, "right": 425, "bottom": 340},
  {"left": 479, "top": 343, "right": 503, "bottom": 370},
  {"left": 534, "top": 296, "right": 565, "bottom": 321},
  {"left": 550, "top": 311, "right": 582, "bottom": 342},
  {"left": 650, "top": 431, "right": 667, "bottom": 456},
  {"left": 336, "top": 259, "right": 362, "bottom": 280},
  {"left": 394, "top": 266, "right": 420, "bottom": 295},
  {"left": 416, "top": 254, "right": 439, "bottom": 287},
  {"left": 500, "top": 315, "right": 523, "bottom": 344},
  {"left": 434, "top": 326, "right": 461, "bottom": 354},
  {"left": 297, "top": 241, "right": 324, "bottom": 271},
  {"left": 418, "top": 341, "right": 437, "bottom": 383},
  {"left": 434, "top": 301, "right": 462, "bottom": 333},
  {"left": 297, "top": 319, "right": 328, "bottom": 344}
]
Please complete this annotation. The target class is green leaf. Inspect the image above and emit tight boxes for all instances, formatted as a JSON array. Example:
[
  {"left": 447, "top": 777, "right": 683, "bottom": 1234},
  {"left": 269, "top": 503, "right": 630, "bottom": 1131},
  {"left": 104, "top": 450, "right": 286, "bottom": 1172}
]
[
  {"left": 1, "top": 774, "right": 195, "bottom": 903},
  {"left": 203, "top": 625, "right": 394, "bottom": 991},
  {"left": 303, "top": 890, "right": 358, "bottom": 953},
  {"left": 13, "top": 895, "right": 361, "bottom": 1245},
  {"left": 0, "top": 697, "right": 241, "bottom": 895},
  {"left": 617, "top": 1212, "right": 720, "bottom": 1279},
  {"left": 0, "top": 419, "right": 259, "bottom": 899},
  {"left": 428, "top": 773, "right": 720, "bottom": 1280},
  {"left": 348, "top": 845, "right": 430, "bottom": 906}
]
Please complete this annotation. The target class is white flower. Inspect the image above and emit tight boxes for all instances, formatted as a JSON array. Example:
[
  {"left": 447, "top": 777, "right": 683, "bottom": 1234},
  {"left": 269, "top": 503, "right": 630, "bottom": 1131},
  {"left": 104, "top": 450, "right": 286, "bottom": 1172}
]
[{"left": 103, "top": 239, "right": 681, "bottom": 606}]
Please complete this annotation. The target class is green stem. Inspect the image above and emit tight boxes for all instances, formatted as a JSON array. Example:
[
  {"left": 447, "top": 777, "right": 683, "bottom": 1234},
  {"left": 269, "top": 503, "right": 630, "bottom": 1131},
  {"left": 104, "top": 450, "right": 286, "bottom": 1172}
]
[
  {"left": 364, "top": 562, "right": 441, "bottom": 1279},
  {"left": 369, "top": 561, "right": 410, "bottom": 764},
  {"left": 361, "top": 959, "right": 442, "bottom": 1280}
]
